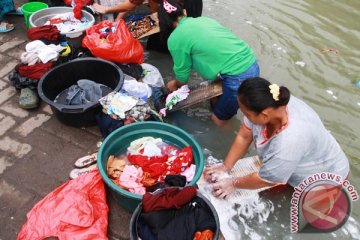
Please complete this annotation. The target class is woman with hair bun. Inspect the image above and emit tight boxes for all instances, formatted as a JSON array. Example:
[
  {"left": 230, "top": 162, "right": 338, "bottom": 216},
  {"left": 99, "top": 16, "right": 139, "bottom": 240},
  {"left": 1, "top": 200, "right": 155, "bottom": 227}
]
[{"left": 204, "top": 77, "right": 349, "bottom": 199}]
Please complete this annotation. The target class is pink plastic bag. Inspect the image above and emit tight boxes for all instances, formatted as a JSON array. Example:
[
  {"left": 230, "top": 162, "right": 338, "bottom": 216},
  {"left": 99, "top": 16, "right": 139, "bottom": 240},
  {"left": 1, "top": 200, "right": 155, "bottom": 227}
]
[
  {"left": 82, "top": 20, "right": 144, "bottom": 64},
  {"left": 17, "top": 170, "right": 108, "bottom": 240}
]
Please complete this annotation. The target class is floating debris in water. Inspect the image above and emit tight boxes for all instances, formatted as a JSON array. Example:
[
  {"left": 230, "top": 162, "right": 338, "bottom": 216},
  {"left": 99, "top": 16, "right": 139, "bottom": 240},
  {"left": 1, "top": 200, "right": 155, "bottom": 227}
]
[
  {"left": 320, "top": 48, "right": 339, "bottom": 54},
  {"left": 259, "top": 25, "right": 269, "bottom": 30},
  {"left": 355, "top": 80, "right": 360, "bottom": 88},
  {"left": 230, "top": 11, "right": 235, "bottom": 15},
  {"left": 277, "top": 47, "right": 282, "bottom": 50},
  {"left": 295, "top": 61, "right": 306, "bottom": 67},
  {"left": 357, "top": 102, "right": 360, "bottom": 106},
  {"left": 273, "top": 43, "right": 277, "bottom": 47},
  {"left": 326, "top": 89, "right": 334, "bottom": 95},
  {"left": 282, "top": 49, "right": 287, "bottom": 53},
  {"left": 245, "top": 20, "right": 252, "bottom": 24},
  {"left": 332, "top": 95, "right": 338, "bottom": 100}
]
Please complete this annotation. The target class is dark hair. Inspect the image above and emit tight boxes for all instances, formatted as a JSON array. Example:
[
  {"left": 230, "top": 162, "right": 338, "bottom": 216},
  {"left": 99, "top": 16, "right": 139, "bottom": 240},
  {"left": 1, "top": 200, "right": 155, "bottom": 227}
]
[
  {"left": 237, "top": 77, "right": 290, "bottom": 114},
  {"left": 158, "top": 0, "right": 185, "bottom": 42}
]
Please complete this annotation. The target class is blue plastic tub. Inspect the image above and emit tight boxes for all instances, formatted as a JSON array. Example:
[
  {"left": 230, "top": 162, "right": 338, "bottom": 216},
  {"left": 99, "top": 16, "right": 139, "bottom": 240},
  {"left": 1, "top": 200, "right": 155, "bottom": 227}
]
[{"left": 97, "top": 121, "right": 205, "bottom": 211}]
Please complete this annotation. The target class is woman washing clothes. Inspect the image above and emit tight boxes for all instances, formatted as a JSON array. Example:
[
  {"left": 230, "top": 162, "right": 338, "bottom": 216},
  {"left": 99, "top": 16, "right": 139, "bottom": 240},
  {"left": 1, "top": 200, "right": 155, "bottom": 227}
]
[
  {"left": 204, "top": 77, "right": 350, "bottom": 199},
  {"left": 0, "top": 0, "right": 15, "bottom": 32},
  {"left": 158, "top": 0, "right": 260, "bottom": 127}
]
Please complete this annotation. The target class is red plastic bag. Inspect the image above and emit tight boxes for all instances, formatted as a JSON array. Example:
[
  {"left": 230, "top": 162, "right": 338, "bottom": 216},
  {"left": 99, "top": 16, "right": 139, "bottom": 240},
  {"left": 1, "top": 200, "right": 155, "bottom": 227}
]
[
  {"left": 82, "top": 20, "right": 144, "bottom": 64},
  {"left": 17, "top": 170, "right": 109, "bottom": 240}
]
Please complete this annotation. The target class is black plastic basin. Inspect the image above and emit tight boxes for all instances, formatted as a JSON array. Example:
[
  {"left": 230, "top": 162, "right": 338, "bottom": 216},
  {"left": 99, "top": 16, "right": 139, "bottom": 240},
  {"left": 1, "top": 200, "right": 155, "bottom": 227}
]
[{"left": 38, "top": 58, "right": 124, "bottom": 127}]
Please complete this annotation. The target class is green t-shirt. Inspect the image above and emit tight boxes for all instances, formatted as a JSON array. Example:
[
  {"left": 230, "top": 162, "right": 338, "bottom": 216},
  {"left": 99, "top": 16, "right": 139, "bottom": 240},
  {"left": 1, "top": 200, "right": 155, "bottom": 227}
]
[{"left": 168, "top": 17, "right": 256, "bottom": 82}]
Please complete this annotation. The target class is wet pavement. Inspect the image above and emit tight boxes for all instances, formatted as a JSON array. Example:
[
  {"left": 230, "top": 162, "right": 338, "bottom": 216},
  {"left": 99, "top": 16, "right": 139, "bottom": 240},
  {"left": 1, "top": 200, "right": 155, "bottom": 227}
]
[{"left": 0, "top": 10, "right": 131, "bottom": 240}]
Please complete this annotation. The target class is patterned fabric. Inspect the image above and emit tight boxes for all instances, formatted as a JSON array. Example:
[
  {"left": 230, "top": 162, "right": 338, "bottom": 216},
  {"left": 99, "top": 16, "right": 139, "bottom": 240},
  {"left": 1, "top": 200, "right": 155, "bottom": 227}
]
[{"left": 0, "top": 0, "right": 15, "bottom": 19}]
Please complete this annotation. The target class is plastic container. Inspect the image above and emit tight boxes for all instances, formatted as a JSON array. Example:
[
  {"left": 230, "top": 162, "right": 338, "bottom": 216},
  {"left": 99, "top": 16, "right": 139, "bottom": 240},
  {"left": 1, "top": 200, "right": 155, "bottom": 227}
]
[
  {"left": 29, "top": 7, "right": 95, "bottom": 38},
  {"left": 37, "top": 58, "right": 124, "bottom": 127},
  {"left": 22, "top": 2, "right": 48, "bottom": 28},
  {"left": 129, "top": 192, "right": 220, "bottom": 240},
  {"left": 97, "top": 121, "right": 205, "bottom": 212}
]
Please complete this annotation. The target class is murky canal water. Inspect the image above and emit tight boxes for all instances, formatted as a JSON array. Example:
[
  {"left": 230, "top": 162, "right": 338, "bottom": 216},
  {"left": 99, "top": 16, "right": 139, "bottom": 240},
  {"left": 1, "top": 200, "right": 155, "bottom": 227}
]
[{"left": 144, "top": 0, "right": 360, "bottom": 239}]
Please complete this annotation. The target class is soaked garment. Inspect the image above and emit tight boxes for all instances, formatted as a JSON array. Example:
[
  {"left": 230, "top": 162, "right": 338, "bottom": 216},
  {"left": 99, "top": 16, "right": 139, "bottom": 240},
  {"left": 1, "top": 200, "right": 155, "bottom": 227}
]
[{"left": 119, "top": 165, "right": 146, "bottom": 194}]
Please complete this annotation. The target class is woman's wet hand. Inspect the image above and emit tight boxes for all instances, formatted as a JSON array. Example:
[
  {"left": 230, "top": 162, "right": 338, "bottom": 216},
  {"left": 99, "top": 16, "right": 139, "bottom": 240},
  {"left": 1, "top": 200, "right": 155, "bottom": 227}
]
[
  {"left": 212, "top": 178, "right": 236, "bottom": 200},
  {"left": 203, "top": 163, "right": 229, "bottom": 183}
]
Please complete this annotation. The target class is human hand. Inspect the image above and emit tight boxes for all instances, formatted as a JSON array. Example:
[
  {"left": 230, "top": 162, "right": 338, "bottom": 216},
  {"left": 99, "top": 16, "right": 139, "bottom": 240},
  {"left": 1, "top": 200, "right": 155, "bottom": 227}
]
[
  {"left": 203, "top": 163, "right": 229, "bottom": 183},
  {"left": 166, "top": 80, "right": 181, "bottom": 92},
  {"left": 212, "top": 177, "right": 236, "bottom": 199},
  {"left": 92, "top": 3, "right": 108, "bottom": 14}
]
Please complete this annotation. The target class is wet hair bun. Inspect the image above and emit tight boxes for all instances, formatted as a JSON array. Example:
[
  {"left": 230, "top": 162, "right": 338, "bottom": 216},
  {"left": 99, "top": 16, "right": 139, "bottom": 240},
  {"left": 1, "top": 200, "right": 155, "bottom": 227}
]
[{"left": 277, "top": 86, "right": 290, "bottom": 106}]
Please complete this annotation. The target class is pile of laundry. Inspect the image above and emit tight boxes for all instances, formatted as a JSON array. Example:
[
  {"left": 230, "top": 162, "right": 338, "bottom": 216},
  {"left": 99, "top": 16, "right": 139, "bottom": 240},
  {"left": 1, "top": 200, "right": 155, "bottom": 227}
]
[
  {"left": 8, "top": 24, "right": 93, "bottom": 110},
  {"left": 137, "top": 186, "right": 217, "bottom": 239},
  {"left": 106, "top": 136, "right": 196, "bottom": 195},
  {"left": 95, "top": 63, "right": 168, "bottom": 138}
]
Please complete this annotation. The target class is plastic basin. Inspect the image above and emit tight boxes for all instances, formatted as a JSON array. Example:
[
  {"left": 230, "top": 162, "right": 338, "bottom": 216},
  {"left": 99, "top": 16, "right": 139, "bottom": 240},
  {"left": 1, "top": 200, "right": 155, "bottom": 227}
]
[
  {"left": 129, "top": 192, "right": 220, "bottom": 239},
  {"left": 22, "top": 2, "right": 48, "bottom": 28},
  {"left": 29, "top": 7, "right": 95, "bottom": 38},
  {"left": 37, "top": 58, "right": 124, "bottom": 127},
  {"left": 97, "top": 121, "right": 205, "bottom": 212}
]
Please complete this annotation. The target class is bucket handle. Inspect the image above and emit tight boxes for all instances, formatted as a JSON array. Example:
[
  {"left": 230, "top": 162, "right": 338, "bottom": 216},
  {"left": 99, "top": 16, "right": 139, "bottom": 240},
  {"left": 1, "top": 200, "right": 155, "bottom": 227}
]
[{"left": 60, "top": 107, "right": 84, "bottom": 113}]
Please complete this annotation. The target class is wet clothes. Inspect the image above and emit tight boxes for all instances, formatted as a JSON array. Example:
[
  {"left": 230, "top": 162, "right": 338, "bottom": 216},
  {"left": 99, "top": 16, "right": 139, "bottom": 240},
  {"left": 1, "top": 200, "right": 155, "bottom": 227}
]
[
  {"left": 140, "top": 196, "right": 217, "bottom": 240},
  {"left": 243, "top": 96, "right": 350, "bottom": 187},
  {"left": 27, "top": 25, "right": 61, "bottom": 42},
  {"left": 142, "top": 186, "right": 197, "bottom": 212},
  {"left": 168, "top": 17, "right": 256, "bottom": 82}
]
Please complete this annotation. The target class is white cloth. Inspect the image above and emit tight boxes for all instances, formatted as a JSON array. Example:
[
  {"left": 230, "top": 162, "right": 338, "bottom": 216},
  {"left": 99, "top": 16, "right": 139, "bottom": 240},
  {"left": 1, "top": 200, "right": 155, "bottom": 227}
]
[
  {"left": 127, "top": 137, "right": 163, "bottom": 155},
  {"left": 160, "top": 85, "right": 190, "bottom": 116},
  {"left": 25, "top": 40, "right": 63, "bottom": 63},
  {"left": 122, "top": 79, "right": 152, "bottom": 100}
]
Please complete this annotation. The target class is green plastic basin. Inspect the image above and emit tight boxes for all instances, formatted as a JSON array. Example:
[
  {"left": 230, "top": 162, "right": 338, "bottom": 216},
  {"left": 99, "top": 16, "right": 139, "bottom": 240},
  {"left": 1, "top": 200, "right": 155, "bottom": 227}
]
[{"left": 97, "top": 121, "right": 204, "bottom": 212}]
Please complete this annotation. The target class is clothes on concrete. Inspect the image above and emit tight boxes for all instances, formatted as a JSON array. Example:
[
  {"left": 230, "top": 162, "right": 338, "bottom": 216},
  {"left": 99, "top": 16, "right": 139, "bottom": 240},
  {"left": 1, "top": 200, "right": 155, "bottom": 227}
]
[
  {"left": 243, "top": 96, "right": 350, "bottom": 187},
  {"left": 17, "top": 62, "right": 53, "bottom": 80},
  {"left": 0, "top": 0, "right": 14, "bottom": 19},
  {"left": 25, "top": 40, "right": 63, "bottom": 64},
  {"left": 8, "top": 70, "right": 38, "bottom": 90},
  {"left": 168, "top": 17, "right": 256, "bottom": 82},
  {"left": 27, "top": 25, "right": 61, "bottom": 42},
  {"left": 213, "top": 61, "right": 260, "bottom": 120}
]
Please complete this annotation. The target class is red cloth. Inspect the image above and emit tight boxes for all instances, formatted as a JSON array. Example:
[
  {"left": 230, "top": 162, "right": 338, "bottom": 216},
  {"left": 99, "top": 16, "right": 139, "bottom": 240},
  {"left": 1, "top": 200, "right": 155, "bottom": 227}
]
[
  {"left": 64, "top": 0, "right": 94, "bottom": 19},
  {"left": 128, "top": 146, "right": 193, "bottom": 180},
  {"left": 17, "top": 170, "right": 109, "bottom": 240},
  {"left": 127, "top": 154, "right": 168, "bottom": 178},
  {"left": 142, "top": 186, "right": 197, "bottom": 212},
  {"left": 165, "top": 146, "right": 193, "bottom": 176},
  {"left": 17, "top": 62, "right": 53, "bottom": 80},
  {"left": 27, "top": 25, "right": 60, "bottom": 42}
]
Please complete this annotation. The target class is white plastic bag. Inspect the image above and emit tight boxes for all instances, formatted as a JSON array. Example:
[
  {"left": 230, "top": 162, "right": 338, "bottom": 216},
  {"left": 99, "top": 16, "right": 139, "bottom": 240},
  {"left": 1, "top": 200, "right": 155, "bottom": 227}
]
[{"left": 141, "top": 63, "right": 165, "bottom": 87}]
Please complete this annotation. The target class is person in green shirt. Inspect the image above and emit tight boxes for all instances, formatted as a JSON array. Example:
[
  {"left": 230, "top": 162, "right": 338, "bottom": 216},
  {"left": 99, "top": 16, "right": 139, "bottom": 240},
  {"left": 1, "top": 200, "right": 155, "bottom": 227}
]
[{"left": 159, "top": 0, "right": 260, "bottom": 127}]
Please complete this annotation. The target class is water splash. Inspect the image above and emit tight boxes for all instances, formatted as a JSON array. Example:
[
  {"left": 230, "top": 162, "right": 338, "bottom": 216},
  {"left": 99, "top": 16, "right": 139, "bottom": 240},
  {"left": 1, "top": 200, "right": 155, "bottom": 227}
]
[{"left": 199, "top": 155, "right": 275, "bottom": 240}]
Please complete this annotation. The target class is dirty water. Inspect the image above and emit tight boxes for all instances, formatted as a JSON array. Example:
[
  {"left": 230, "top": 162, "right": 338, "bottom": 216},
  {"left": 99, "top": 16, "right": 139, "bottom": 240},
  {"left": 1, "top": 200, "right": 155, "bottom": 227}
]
[{"left": 143, "top": 0, "right": 360, "bottom": 239}]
